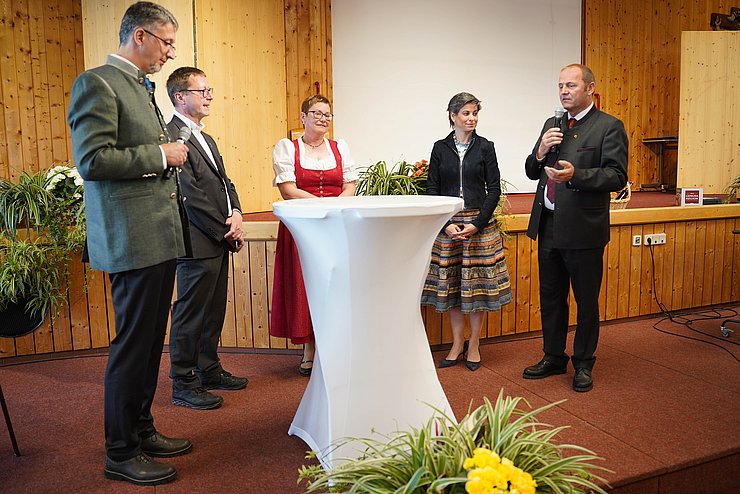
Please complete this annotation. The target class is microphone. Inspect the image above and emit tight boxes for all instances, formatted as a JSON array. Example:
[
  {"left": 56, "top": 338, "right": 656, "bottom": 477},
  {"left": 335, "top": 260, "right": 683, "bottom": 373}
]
[
  {"left": 550, "top": 107, "right": 565, "bottom": 155},
  {"left": 163, "top": 126, "right": 191, "bottom": 179}
]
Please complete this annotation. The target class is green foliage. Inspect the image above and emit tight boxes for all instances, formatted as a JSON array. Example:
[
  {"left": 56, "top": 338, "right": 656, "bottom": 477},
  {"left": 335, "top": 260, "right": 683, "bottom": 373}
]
[
  {"left": 298, "top": 390, "right": 610, "bottom": 494},
  {"left": 723, "top": 175, "right": 740, "bottom": 203},
  {"left": 0, "top": 164, "right": 86, "bottom": 317},
  {"left": 356, "top": 160, "right": 429, "bottom": 196}
]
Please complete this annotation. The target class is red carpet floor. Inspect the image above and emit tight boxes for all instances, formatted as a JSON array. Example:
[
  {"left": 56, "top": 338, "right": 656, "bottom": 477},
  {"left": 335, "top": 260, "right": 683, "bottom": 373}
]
[{"left": 1, "top": 311, "right": 739, "bottom": 493}]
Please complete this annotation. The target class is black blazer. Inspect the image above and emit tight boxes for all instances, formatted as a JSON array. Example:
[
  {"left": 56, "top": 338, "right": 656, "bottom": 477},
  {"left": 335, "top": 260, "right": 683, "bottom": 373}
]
[
  {"left": 427, "top": 131, "right": 502, "bottom": 230},
  {"left": 525, "top": 106, "right": 628, "bottom": 249},
  {"left": 167, "top": 116, "right": 242, "bottom": 259}
]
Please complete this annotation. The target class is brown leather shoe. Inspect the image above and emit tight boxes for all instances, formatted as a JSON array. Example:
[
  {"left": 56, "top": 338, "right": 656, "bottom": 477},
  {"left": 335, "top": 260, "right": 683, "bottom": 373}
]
[
  {"left": 141, "top": 432, "right": 192, "bottom": 458},
  {"left": 104, "top": 454, "right": 176, "bottom": 486}
]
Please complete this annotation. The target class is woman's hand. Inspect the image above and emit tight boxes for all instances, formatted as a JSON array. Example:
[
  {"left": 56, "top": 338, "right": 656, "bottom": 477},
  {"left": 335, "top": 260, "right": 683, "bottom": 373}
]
[{"left": 445, "top": 223, "right": 477, "bottom": 241}]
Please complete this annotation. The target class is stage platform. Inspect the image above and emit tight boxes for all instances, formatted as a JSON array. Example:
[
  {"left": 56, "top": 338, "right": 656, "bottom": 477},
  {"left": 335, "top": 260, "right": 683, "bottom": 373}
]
[{"left": 1, "top": 311, "right": 738, "bottom": 493}]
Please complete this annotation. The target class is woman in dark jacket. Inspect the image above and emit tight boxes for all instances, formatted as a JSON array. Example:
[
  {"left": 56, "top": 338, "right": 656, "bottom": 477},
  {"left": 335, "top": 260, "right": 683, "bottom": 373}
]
[{"left": 421, "top": 92, "right": 512, "bottom": 371}]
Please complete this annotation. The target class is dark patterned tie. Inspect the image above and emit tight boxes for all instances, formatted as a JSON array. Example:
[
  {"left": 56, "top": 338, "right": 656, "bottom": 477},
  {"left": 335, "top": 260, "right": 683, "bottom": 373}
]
[{"left": 546, "top": 117, "right": 576, "bottom": 204}]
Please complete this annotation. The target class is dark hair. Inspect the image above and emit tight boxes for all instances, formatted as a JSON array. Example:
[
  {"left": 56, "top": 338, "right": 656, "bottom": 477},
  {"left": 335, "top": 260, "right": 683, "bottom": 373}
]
[
  {"left": 119, "top": 1, "right": 178, "bottom": 46},
  {"left": 447, "top": 92, "right": 481, "bottom": 127},
  {"left": 563, "top": 63, "right": 596, "bottom": 85},
  {"left": 166, "top": 66, "right": 206, "bottom": 105},
  {"left": 301, "top": 94, "right": 331, "bottom": 114}
]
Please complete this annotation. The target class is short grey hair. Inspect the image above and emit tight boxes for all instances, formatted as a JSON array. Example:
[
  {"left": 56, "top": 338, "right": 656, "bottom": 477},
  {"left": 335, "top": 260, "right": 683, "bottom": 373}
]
[
  {"left": 447, "top": 92, "right": 481, "bottom": 127},
  {"left": 119, "top": 1, "right": 178, "bottom": 46}
]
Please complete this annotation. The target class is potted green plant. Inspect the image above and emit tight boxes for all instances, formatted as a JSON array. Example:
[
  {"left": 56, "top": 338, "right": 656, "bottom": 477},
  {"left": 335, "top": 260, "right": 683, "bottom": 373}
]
[
  {"left": 356, "top": 159, "right": 430, "bottom": 196},
  {"left": 0, "top": 163, "right": 86, "bottom": 319},
  {"left": 298, "top": 391, "right": 609, "bottom": 493},
  {"left": 723, "top": 175, "right": 740, "bottom": 203},
  {"left": 356, "top": 159, "right": 512, "bottom": 233}
]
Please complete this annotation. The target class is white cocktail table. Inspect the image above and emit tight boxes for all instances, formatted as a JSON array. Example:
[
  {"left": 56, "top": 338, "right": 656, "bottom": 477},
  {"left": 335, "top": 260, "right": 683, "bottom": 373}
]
[{"left": 272, "top": 195, "right": 463, "bottom": 469}]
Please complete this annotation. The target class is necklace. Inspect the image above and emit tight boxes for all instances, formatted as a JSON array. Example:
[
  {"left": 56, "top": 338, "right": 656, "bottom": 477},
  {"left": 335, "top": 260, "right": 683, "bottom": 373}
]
[{"left": 302, "top": 136, "right": 323, "bottom": 148}]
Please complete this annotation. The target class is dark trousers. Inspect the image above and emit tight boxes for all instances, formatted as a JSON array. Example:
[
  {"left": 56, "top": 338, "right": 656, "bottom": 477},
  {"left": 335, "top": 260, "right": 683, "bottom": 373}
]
[
  {"left": 537, "top": 211, "right": 603, "bottom": 370},
  {"left": 105, "top": 259, "right": 176, "bottom": 461},
  {"left": 169, "top": 250, "right": 230, "bottom": 387}
]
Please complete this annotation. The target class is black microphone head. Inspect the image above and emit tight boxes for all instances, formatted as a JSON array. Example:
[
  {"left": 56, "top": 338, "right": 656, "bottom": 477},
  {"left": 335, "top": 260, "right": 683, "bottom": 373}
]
[{"left": 178, "top": 126, "right": 192, "bottom": 142}]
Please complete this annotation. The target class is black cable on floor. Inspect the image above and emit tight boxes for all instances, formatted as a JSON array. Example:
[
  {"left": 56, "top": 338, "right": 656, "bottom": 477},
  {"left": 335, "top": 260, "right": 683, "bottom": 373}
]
[{"left": 647, "top": 242, "right": 739, "bottom": 363}]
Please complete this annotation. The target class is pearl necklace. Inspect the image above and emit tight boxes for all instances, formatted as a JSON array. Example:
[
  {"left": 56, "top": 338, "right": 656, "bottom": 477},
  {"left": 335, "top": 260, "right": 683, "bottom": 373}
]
[{"left": 302, "top": 136, "right": 323, "bottom": 148}]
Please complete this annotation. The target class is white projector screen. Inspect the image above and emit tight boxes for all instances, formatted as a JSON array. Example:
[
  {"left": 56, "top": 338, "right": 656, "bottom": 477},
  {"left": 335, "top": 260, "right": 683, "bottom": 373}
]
[{"left": 332, "top": 0, "right": 582, "bottom": 193}]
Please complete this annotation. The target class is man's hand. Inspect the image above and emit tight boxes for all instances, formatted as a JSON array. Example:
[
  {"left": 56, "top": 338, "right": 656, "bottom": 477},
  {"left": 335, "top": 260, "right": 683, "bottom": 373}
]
[
  {"left": 536, "top": 127, "right": 564, "bottom": 160},
  {"left": 544, "top": 160, "right": 575, "bottom": 183},
  {"left": 224, "top": 212, "right": 244, "bottom": 252},
  {"left": 161, "top": 142, "right": 189, "bottom": 167}
]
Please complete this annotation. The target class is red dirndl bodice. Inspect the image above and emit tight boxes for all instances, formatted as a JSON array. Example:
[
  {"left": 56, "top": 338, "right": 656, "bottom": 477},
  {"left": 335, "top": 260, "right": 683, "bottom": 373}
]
[{"left": 270, "top": 139, "right": 344, "bottom": 343}]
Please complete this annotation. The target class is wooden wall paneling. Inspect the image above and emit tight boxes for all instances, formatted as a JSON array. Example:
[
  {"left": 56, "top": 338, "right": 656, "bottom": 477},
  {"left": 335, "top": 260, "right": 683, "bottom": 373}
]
[
  {"left": 28, "top": 0, "right": 52, "bottom": 171},
  {"left": 248, "top": 242, "right": 270, "bottom": 348},
  {"left": 515, "top": 233, "right": 531, "bottom": 336},
  {"left": 11, "top": 0, "right": 41, "bottom": 174},
  {"left": 58, "top": 0, "right": 80, "bottom": 157},
  {"left": 486, "top": 308, "right": 502, "bottom": 339},
  {"left": 720, "top": 219, "right": 734, "bottom": 302},
  {"left": 423, "top": 306, "right": 442, "bottom": 346},
  {"left": 527, "top": 237, "right": 540, "bottom": 334},
  {"left": 0, "top": 0, "right": 9, "bottom": 181},
  {"left": 440, "top": 312, "right": 452, "bottom": 344},
  {"left": 1, "top": 0, "right": 25, "bottom": 181},
  {"left": 31, "top": 314, "right": 53, "bottom": 354},
  {"left": 50, "top": 277, "right": 72, "bottom": 352},
  {"left": 693, "top": 221, "right": 707, "bottom": 306},
  {"left": 219, "top": 255, "right": 237, "bottom": 347},
  {"left": 681, "top": 222, "right": 696, "bottom": 308},
  {"left": 639, "top": 224, "right": 654, "bottom": 315},
  {"left": 702, "top": 221, "right": 717, "bottom": 307},
  {"left": 605, "top": 229, "right": 620, "bottom": 320},
  {"left": 13, "top": 330, "right": 35, "bottom": 355},
  {"left": 196, "top": 0, "right": 286, "bottom": 213},
  {"left": 500, "top": 235, "right": 517, "bottom": 333},
  {"left": 616, "top": 226, "right": 632, "bottom": 319},
  {"left": 671, "top": 221, "right": 686, "bottom": 310},
  {"left": 265, "top": 240, "right": 287, "bottom": 349},
  {"left": 678, "top": 31, "right": 739, "bottom": 193},
  {"left": 43, "top": 0, "right": 69, "bottom": 164},
  {"left": 628, "top": 225, "right": 642, "bottom": 317},
  {"left": 86, "top": 268, "right": 110, "bottom": 348},
  {"left": 0, "top": 335, "right": 16, "bottom": 358},
  {"left": 660, "top": 222, "right": 676, "bottom": 311},
  {"left": 232, "top": 243, "right": 254, "bottom": 349},
  {"left": 68, "top": 256, "right": 91, "bottom": 350},
  {"left": 567, "top": 287, "right": 577, "bottom": 326},
  {"left": 731, "top": 217, "right": 739, "bottom": 302}
]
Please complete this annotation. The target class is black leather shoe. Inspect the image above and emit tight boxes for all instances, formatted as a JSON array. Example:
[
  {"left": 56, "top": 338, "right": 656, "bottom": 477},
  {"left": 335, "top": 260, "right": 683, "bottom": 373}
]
[
  {"left": 522, "top": 358, "right": 567, "bottom": 379},
  {"left": 465, "top": 360, "right": 482, "bottom": 372},
  {"left": 200, "top": 370, "right": 248, "bottom": 390},
  {"left": 104, "top": 454, "right": 176, "bottom": 486},
  {"left": 172, "top": 386, "right": 223, "bottom": 410},
  {"left": 573, "top": 368, "right": 593, "bottom": 392},
  {"left": 298, "top": 360, "right": 313, "bottom": 377},
  {"left": 141, "top": 432, "right": 192, "bottom": 458},
  {"left": 438, "top": 342, "right": 468, "bottom": 368}
]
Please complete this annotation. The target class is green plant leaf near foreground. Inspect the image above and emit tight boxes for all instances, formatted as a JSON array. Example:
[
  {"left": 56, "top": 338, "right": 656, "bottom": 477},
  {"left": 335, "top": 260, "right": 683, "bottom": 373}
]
[
  {"left": 0, "top": 164, "right": 86, "bottom": 317},
  {"left": 298, "top": 390, "right": 610, "bottom": 494}
]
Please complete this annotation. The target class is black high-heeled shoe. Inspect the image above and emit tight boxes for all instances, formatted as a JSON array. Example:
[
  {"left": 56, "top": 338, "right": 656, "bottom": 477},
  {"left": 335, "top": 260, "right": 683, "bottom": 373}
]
[
  {"left": 438, "top": 341, "right": 468, "bottom": 368},
  {"left": 465, "top": 344, "right": 481, "bottom": 371}
]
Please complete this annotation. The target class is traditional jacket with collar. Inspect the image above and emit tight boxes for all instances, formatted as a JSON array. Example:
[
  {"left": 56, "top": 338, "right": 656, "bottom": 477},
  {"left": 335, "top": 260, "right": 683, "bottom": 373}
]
[
  {"left": 426, "top": 131, "right": 502, "bottom": 230},
  {"left": 524, "top": 106, "right": 629, "bottom": 249}
]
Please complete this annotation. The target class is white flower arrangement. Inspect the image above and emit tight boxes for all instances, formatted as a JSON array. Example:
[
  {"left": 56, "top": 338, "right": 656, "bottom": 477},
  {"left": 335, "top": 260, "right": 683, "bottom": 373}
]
[{"left": 45, "top": 163, "right": 83, "bottom": 201}]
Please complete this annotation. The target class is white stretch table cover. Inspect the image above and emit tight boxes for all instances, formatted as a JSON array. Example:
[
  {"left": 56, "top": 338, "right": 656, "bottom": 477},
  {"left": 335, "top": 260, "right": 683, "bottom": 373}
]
[{"left": 272, "top": 195, "right": 463, "bottom": 469}]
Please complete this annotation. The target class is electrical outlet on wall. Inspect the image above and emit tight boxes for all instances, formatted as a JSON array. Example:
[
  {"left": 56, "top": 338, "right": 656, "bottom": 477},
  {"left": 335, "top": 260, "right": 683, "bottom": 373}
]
[
  {"left": 632, "top": 235, "right": 642, "bottom": 246},
  {"left": 644, "top": 233, "right": 667, "bottom": 245}
]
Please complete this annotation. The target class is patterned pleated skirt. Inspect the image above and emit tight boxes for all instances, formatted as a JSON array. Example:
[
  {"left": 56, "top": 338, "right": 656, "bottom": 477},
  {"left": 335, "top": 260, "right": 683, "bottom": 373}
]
[{"left": 421, "top": 209, "right": 512, "bottom": 313}]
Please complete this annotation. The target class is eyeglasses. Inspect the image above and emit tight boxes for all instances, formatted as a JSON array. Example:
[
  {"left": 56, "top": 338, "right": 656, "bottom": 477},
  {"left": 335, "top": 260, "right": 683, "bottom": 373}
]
[
  {"left": 142, "top": 28, "right": 176, "bottom": 53},
  {"left": 306, "top": 110, "right": 333, "bottom": 121},
  {"left": 180, "top": 88, "right": 214, "bottom": 98}
]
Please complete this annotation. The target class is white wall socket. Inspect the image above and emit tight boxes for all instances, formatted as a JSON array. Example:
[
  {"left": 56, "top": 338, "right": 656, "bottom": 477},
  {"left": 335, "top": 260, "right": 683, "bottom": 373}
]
[
  {"left": 632, "top": 235, "right": 642, "bottom": 246},
  {"left": 644, "top": 233, "right": 666, "bottom": 245}
]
